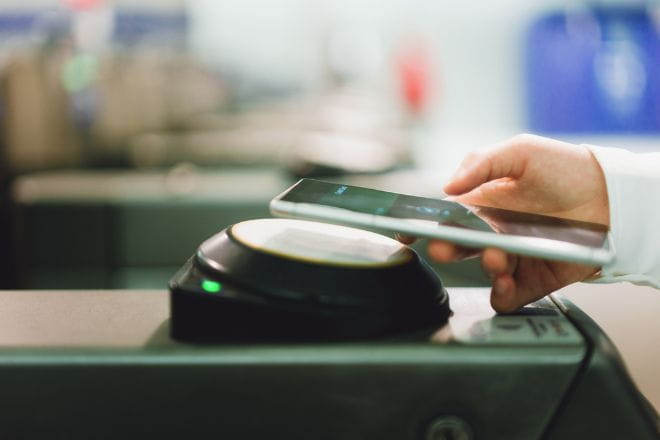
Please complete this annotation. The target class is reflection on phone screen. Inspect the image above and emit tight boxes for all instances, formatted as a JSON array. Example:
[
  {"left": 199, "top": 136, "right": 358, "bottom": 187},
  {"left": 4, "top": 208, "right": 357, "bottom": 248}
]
[{"left": 281, "top": 180, "right": 608, "bottom": 248}]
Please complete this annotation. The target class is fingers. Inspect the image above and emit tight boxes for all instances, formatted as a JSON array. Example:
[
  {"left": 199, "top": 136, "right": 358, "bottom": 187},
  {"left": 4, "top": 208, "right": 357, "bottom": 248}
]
[
  {"left": 491, "top": 274, "right": 554, "bottom": 314},
  {"left": 481, "top": 247, "right": 514, "bottom": 277},
  {"left": 491, "top": 274, "right": 518, "bottom": 313},
  {"left": 488, "top": 256, "right": 562, "bottom": 313},
  {"left": 427, "top": 242, "right": 531, "bottom": 313},
  {"left": 478, "top": 248, "right": 525, "bottom": 313},
  {"left": 443, "top": 136, "right": 529, "bottom": 196},
  {"left": 427, "top": 242, "right": 532, "bottom": 313},
  {"left": 480, "top": 248, "right": 521, "bottom": 312},
  {"left": 491, "top": 273, "right": 533, "bottom": 313},
  {"left": 427, "top": 241, "right": 480, "bottom": 262}
]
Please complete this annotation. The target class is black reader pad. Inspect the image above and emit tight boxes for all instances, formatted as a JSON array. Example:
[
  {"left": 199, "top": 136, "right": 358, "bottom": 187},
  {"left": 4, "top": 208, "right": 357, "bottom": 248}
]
[{"left": 169, "top": 218, "right": 450, "bottom": 342}]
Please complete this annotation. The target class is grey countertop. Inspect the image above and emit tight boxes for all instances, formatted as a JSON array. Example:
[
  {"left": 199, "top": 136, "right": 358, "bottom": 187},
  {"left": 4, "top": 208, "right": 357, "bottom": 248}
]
[{"left": 0, "top": 282, "right": 657, "bottom": 411}]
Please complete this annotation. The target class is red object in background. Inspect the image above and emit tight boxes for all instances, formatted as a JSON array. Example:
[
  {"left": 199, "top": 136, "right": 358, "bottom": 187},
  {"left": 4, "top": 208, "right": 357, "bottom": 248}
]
[
  {"left": 62, "top": 0, "right": 106, "bottom": 11},
  {"left": 396, "top": 41, "right": 433, "bottom": 115}
]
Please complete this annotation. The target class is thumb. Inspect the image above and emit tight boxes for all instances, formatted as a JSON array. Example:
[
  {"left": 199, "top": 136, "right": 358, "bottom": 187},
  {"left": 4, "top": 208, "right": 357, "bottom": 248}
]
[{"left": 443, "top": 143, "right": 527, "bottom": 196}]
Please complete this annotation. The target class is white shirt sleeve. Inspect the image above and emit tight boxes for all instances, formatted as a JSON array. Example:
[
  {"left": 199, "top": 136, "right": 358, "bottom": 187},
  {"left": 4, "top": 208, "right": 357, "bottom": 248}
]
[{"left": 586, "top": 145, "right": 660, "bottom": 288}]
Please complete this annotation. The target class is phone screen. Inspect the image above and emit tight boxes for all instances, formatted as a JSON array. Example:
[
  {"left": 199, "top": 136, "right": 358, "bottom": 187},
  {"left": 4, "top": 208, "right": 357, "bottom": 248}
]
[{"left": 279, "top": 179, "right": 608, "bottom": 248}]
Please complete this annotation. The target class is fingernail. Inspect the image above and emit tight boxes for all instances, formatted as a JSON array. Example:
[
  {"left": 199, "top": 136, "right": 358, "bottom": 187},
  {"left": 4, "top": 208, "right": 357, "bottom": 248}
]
[
  {"left": 445, "top": 167, "right": 472, "bottom": 194},
  {"left": 450, "top": 167, "right": 467, "bottom": 181},
  {"left": 444, "top": 174, "right": 462, "bottom": 190},
  {"left": 494, "top": 277, "right": 508, "bottom": 296}
]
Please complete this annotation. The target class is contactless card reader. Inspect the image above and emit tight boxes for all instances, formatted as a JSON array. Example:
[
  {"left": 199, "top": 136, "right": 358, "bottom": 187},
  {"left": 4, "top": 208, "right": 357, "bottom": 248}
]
[
  {"left": 169, "top": 218, "right": 450, "bottom": 341},
  {"left": 165, "top": 218, "right": 658, "bottom": 439}
]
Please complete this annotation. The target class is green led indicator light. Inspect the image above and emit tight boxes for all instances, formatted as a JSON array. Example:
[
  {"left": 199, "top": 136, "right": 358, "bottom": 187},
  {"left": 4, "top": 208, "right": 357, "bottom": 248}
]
[{"left": 201, "top": 280, "right": 222, "bottom": 293}]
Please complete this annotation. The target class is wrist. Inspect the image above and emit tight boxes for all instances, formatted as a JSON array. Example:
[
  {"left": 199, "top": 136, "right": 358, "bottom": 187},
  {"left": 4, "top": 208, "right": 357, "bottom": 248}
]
[{"left": 582, "top": 145, "right": 611, "bottom": 227}]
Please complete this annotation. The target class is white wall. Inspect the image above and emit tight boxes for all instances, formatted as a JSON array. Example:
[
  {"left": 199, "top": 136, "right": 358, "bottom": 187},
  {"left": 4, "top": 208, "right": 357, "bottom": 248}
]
[{"left": 189, "top": 1, "right": 562, "bottom": 128}]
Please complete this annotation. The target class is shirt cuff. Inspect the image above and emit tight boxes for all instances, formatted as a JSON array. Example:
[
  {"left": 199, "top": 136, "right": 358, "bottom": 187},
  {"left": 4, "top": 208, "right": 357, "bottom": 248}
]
[{"left": 585, "top": 144, "right": 660, "bottom": 288}]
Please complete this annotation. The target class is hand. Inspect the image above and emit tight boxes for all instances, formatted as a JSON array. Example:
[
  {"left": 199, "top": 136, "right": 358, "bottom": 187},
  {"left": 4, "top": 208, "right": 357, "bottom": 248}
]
[{"left": 429, "top": 134, "right": 610, "bottom": 313}]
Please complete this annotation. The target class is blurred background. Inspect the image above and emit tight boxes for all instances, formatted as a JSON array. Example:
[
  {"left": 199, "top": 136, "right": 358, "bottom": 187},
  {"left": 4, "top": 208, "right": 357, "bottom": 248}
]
[{"left": 2, "top": 0, "right": 660, "bottom": 290}]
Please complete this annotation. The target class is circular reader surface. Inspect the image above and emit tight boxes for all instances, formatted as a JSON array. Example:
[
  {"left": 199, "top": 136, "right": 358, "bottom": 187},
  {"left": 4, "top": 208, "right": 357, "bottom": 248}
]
[{"left": 171, "top": 218, "right": 450, "bottom": 341}]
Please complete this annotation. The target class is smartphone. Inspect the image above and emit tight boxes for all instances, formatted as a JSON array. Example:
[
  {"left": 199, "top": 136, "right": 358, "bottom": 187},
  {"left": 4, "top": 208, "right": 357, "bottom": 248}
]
[{"left": 270, "top": 178, "right": 615, "bottom": 266}]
